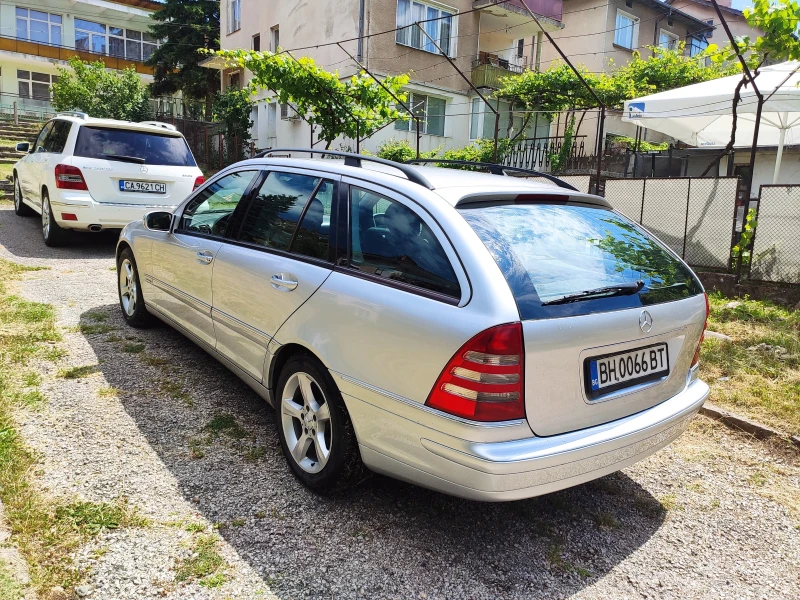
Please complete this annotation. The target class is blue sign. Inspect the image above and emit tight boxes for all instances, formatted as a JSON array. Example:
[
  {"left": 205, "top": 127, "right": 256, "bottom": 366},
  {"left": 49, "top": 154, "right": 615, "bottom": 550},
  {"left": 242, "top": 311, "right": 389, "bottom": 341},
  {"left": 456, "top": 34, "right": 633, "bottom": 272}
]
[{"left": 628, "top": 102, "right": 645, "bottom": 119}]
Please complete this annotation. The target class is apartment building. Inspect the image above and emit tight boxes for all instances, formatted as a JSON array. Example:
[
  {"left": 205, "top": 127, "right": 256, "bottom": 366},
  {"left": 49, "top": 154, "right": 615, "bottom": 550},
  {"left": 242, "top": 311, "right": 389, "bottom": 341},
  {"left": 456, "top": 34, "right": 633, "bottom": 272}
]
[
  {"left": 0, "top": 0, "right": 162, "bottom": 118},
  {"left": 663, "top": 0, "right": 763, "bottom": 42},
  {"left": 213, "top": 0, "right": 565, "bottom": 153},
  {"left": 538, "top": 0, "right": 716, "bottom": 147}
]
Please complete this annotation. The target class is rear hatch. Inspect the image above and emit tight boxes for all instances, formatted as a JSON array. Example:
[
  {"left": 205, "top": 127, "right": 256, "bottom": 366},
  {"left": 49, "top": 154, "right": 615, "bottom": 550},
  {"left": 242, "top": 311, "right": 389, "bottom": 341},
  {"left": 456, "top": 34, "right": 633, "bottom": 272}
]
[
  {"left": 460, "top": 200, "right": 707, "bottom": 436},
  {"left": 71, "top": 124, "right": 198, "bottom": 206}
]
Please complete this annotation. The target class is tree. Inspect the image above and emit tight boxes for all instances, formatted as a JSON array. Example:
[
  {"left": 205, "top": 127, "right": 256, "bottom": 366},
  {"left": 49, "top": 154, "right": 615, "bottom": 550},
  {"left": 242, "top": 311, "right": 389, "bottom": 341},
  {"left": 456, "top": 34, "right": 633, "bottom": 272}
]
[
  {"left": 207, "top": 49, "right": 410, "bottom": 148},
  {"left": 744, "top": 0, "right": 800, "bottom": 63},
  {"left": 148, "top": 0, "right": 220, "bottom": 118},
  {"left": 51, "top": 58, "right": 151, "bottom": 120},
  {"left": 212, "top": 86, "right": 254, "bottom": 148}
]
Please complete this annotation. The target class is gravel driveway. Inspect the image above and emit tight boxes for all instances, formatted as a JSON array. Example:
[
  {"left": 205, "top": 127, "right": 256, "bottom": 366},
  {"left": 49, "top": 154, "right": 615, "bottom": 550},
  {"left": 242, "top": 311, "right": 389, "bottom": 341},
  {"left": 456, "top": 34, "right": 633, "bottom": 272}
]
[{"left": 1, "top": 205, "right": 798, "bottom": 600}]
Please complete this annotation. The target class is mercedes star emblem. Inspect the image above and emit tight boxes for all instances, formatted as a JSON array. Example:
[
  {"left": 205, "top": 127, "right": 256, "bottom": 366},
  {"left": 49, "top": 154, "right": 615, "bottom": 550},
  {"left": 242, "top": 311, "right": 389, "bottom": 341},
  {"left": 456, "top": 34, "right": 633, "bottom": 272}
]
[
  {"left": 639, "top": 310, "right": 653, "bottom": 334},
  {"left": 140, "top": 165, "right": 148, "bottom": 174}
]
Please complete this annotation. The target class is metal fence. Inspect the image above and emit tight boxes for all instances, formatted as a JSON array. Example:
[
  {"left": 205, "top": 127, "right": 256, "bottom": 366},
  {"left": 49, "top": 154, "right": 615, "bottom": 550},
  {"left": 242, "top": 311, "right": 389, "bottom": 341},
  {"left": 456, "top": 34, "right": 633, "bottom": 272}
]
[
  {"left": 520, "top": 174, "right": 592, "bottom": 193},
  {"left": 604, "top": 177, "right": 739, "bottom": 270},
  {"left": 750, "top": 185, "right": 800, "bottom": 283}
]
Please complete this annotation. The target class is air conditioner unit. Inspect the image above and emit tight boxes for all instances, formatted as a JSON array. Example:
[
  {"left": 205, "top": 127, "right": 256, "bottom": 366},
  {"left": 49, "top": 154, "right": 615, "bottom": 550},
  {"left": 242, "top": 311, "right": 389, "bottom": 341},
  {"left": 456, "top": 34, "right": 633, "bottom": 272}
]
[{"left": 280, "top": 103, "right": 300, "bottom": 122}]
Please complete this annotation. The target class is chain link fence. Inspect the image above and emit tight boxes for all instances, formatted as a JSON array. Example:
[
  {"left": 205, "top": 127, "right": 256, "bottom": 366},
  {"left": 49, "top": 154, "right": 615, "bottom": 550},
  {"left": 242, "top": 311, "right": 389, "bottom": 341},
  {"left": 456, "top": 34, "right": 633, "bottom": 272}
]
[
  {"left": 750, "top": 185, "right": 800, "bottom": 283},
  {"left": 604, "top": 177, "right": 739, "bottom": 270}
]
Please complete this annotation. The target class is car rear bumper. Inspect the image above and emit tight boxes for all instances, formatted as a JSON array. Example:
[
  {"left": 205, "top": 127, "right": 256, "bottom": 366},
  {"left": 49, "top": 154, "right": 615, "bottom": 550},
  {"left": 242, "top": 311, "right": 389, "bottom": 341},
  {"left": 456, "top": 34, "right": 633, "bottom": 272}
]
[
  {"left": 342, "top": 377, "right": 709, "bottom": 501},
  {"left": 50, "top": 196, "right": 177, "bottom": 230}
]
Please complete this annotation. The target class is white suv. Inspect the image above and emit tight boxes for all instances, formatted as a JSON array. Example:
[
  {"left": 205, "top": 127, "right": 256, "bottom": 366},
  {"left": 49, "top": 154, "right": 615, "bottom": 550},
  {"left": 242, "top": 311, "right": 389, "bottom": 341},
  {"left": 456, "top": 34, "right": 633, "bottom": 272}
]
[{"left": 13, "top": 112, "right": 204, "bottom": 246}]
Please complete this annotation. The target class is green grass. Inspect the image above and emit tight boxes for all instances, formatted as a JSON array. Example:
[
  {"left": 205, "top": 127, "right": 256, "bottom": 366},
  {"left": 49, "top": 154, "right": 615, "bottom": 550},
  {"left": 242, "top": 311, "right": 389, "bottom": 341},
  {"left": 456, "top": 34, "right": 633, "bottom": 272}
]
[
  {"left": 205, "top": 414, "right": 248, "bottom": 439},
  {"left": 122, "top": 342, "right": 145, "bottom": 354},
  {"left": 84, "top": 311, "right": 108, "bottom": 322},
  {"left": 0, "top": 258, "right": 148, "bottom": 594},
  {"left": 0, "top": 564, "right": 25, "bottom": 600},
  {"left": 79, "top": 322, "right": 114, "bottom": 335},
  {"left": 243, "top": 445, "right": 266, "bottom": 463},
  {"left": 175, "top": 534, "right": 226, "bottom": 587},
  {"left": 701, "top": 293, "right": 800, "bottom": 434},
  {"left": 97, "top": 386, "right": 121, "bottom": 399},
  {"left": 57, "top": 364, "right": 97, "bottom": 379},
  {"left": 161, "top": 380, "right": 192, "bottom": 406}
]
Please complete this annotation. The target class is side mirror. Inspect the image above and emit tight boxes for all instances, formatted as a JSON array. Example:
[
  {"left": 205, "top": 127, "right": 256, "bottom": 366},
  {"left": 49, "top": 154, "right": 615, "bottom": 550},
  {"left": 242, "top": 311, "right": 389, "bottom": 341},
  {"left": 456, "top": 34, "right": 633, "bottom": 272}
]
[
  {"left": 16, "top": 142, "right": 29, "bottom": 153},
  {"left": 144, "top": 211, "right": 173, "bottom": 232}
]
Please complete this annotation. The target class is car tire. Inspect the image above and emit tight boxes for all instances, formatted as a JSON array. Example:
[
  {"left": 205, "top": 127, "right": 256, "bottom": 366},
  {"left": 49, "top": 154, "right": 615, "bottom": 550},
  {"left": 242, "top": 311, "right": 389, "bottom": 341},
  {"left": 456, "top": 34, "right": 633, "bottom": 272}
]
[
  {"left": 276, "top": 356, "right": 365, "bottom": 493},
  {"left": 117, "top": 247, "right": 152, "bottom": 328},
  {"left": 41, "top": 191, "right": 69, "bottom": 247},
  {"left": 13, "top": 176, "right": 33, "bottom": 216}
]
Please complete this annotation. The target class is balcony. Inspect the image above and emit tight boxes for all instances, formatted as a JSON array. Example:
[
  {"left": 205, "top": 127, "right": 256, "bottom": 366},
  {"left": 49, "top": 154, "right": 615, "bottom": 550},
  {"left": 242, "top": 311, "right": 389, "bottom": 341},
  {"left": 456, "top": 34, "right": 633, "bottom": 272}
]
[
  {"left": 473, "top": 0, "right": 563, "bottom": 25},
  {"left": 0, "top": 36, "right": 154, "bottom": 75},
  {"left": 471, "top": 54, "right": 526, "bottom": 89}
]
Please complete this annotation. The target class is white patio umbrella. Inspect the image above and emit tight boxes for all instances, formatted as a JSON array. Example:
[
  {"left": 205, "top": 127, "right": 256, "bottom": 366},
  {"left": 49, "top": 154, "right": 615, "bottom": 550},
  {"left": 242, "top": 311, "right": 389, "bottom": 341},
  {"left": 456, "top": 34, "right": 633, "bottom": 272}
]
[{"left": 622, "top": 61, "right": 800, "bottom": 184}]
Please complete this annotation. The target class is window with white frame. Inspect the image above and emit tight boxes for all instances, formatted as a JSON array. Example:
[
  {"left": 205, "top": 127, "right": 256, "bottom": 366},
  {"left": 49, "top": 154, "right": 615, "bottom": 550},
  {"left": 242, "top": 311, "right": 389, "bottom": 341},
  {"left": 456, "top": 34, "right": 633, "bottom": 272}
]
[
  {"left": 614, "top": 10, "right": 639, "bottom": 50},
  {"left": 395, "top": 93, "right": 446, "bottom": 136},
  {"left": 658, "top": 29, "right": 679, "bottom": 50},
  {"left": 74, "top": 19, "right": 159, "bottom": 61},
  {"left": 18, "top": 70, "right": 57, "bottom": 100},
  {"left": 469, "top": 99, "right": 532, "bottom": 141},
  {"left": 271, "top": 26, "right": 279, "bottom": 51},
  {"left": 396, "top": 0, "right": 456, "bottom": 57},
  {"left": 16, "top": 8, "right": 62, "bottom": 45},
  {"left": 228, "top": 0, "right": 242, "bottom": 34}
]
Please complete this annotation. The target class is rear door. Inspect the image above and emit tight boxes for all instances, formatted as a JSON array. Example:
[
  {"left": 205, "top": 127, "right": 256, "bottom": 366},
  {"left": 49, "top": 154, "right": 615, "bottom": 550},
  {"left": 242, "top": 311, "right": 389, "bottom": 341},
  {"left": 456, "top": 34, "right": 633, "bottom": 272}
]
[
  {"left": 18, "top": 121, "right": 52, "bottom": 205},
  {"left": 71, "top": 125, "right": 198, "bottom": 206},
  {"left": 460, "top": 201, "right": 707, "bottom": 436},
  {"left": 210, "top": 168, "right": 337, "bottom": 382},
  {"left": 149, "top": 169, "right": 260, "bottom": 348}
]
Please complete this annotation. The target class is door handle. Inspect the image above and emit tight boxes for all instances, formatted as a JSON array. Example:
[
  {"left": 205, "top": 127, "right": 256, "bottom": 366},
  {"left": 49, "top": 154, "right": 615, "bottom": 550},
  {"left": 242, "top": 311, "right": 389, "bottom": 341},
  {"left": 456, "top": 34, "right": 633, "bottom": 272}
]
[
  {"left": 196, "top": 251, "right": 214, "bottom": 265},
  {"left": 270, "top": 274, "right": 298, "bottom": 291}
]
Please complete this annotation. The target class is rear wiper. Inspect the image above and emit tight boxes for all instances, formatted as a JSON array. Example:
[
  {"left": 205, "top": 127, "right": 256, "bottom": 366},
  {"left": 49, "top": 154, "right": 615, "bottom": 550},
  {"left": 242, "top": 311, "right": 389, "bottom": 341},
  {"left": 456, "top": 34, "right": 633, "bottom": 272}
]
[
  {"left": 541, "top": 280, "right": 645, "bottom": 306},
  {"left": 102, "top": 154, "right": 145, "bottom": 164}
]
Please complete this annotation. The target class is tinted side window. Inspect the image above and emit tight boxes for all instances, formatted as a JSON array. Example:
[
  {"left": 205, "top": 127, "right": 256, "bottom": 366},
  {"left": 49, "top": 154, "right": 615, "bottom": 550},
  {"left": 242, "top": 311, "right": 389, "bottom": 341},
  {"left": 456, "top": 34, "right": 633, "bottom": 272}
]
[
  {"left": 44, "top": 121, "right": 71, "bottom": 153},
  {"left": 178, "top": 170, "right": 258, "bottom": 237},
  {"left": 238, "top": 171, "right": 320, "bottom": 251},
  {"left": 290, "top": 180, "right": 334, "bottom": 260},
  {"left": 74, "top": 127, "right": 196, "bottom": 166},
  {"left": 349, "top": 187, "right": 460, "bottom": 298},
  {"left": 34, "top": 122, "right": 53, "bottom": 152}
]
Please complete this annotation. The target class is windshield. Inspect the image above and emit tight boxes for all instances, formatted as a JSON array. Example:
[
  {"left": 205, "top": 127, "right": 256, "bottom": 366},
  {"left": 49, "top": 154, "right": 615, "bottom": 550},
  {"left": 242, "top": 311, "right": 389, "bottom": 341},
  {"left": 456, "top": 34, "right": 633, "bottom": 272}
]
[
  {"left": 74, "top": 126, "right": 196, "bottom": 167},
  {"left": 460, "top": 202, "right": 703, "bottom": 320}
]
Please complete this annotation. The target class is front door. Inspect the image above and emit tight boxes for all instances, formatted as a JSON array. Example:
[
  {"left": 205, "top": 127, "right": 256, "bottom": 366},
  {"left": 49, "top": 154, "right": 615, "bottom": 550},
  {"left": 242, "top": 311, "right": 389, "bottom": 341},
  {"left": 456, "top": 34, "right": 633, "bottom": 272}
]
[
  {"left": 150, "top": 168, "right": 260, "bottom": 348},
  {"left": 211, "top": 169, "right": 337, "bottom": 382}
]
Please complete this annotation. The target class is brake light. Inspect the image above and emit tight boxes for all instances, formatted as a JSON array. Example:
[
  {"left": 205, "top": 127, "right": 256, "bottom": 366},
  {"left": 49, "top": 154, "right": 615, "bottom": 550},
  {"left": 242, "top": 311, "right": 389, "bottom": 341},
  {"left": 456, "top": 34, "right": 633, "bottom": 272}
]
[
  {"left": 55, "top": 164, "right": 88, "bottom": 190},
  {"left": 690, "top": 293, "right": 710, "bottom": 368},
  {"left": 425, "top": 323, "right": 525, "bottom": 422},
  {"left": 193, "top": 175, "right": 206, "bottom": 190}
]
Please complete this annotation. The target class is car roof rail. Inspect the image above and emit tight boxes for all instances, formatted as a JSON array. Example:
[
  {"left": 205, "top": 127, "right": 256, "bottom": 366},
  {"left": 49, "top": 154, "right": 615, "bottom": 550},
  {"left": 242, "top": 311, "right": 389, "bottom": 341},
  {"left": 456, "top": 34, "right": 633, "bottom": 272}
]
[
  {"left": 403, "top": 159, "right": 579, "bottom": 192},
  {"left": 57, "top": 110, "right": 89, "bottom": 120},
  {"left": 139, "top": 121, "right": 177, "bottom": 131},
  {"left": 252, "top": 148, "right": 435, "bottom": 190}
]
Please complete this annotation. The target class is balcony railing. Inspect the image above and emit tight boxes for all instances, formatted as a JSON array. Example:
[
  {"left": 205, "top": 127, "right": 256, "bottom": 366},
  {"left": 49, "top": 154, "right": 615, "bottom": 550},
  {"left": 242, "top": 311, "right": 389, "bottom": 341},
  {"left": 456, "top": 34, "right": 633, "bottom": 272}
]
[
  {"left": 473, "top": 0, "right": 563, "bottom": 23},
  {"left": 471, "top": 55, "right": 527, "bottom": 89},
  {"left": 0, "top": 35, "right": 154, "bottom": 75}
]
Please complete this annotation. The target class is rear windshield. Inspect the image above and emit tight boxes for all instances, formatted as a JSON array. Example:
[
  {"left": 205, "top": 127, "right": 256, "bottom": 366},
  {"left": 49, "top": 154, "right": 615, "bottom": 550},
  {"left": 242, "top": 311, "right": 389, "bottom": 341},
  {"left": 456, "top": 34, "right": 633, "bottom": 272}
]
[
  {"left": 74, "top": 126, "right": 196, "bottom": 167},
  {"left": 460, "top": 202, "right": 703, "bottom": 320}
]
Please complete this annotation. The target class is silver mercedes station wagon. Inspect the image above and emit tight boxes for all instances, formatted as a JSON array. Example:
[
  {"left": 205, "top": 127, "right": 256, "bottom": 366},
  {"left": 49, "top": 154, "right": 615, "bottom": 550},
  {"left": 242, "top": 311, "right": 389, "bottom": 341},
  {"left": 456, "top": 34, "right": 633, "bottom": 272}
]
[{"left": 116, "top": 151, "right": 710, "bottom": 501}]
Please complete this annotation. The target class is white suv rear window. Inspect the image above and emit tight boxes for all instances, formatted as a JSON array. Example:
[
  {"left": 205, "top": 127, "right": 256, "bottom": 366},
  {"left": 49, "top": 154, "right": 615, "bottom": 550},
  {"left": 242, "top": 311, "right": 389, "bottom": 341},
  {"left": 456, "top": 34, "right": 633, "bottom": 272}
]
[{"left": 74, "top": 126, "right": 196, "bottom": 167}]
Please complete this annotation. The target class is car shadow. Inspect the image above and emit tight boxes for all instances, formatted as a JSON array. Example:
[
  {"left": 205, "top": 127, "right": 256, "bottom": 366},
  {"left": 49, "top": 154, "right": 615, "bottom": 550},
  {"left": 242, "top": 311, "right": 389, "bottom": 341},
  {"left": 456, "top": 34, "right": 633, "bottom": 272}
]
[
  {"left": 80, "top": 302, "right": 669, "bottom": 599},
  {"left": 0, "top": 207, "right": 119, "bottom": 260}
]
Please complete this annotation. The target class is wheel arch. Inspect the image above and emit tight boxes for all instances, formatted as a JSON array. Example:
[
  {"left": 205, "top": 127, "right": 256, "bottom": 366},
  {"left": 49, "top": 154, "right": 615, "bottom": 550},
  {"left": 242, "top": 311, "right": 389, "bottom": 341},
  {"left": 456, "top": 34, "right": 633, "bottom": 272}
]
[
  {"left": 116, "top": 240, "right": 132, "bottom": 264},
  {"left": 268, "top": 342, "right": 323, "bottom": 394}
]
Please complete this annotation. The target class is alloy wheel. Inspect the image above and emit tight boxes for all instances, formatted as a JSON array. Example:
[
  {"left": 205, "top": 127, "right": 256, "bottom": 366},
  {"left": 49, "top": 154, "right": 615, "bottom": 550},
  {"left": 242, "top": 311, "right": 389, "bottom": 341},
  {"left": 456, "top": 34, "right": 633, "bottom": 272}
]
[
  {"left": 14, "top": 179, "right": 20, "bottom": 211},
  {"left": 41, "top": 196, "right": 50, "bottom": 239},
  {"left": 280, "top": 372, "right": 332, "bottom": 474},
  {"left": 118, "top": 259, "right": 137, "bottom": 317}
]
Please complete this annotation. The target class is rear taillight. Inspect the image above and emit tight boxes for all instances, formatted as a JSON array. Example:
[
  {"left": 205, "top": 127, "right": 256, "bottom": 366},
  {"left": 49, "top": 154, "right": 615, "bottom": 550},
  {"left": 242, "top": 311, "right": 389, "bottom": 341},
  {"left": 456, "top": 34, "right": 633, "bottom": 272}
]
[
  {"left": 193, "top": 175, "right": 206, "bottom": 190},
  {"left": 425, "top": 323, "right": 525, "bottom": 422},
  {"left": 690, "top": 293, "right": 710, "bottom": 368},
  {"left": 55, "top": 164, "right": 88, "bottom": 190}
]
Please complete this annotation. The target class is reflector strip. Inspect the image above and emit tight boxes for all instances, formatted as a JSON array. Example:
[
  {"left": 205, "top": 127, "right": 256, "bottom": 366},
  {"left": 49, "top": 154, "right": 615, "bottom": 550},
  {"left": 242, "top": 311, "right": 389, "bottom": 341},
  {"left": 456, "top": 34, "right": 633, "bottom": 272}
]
[
  {"left": 451, "top": 367, "right": 519, "bottom": 384},
  {"left": 442, "top": 383, "right": 520, "bottom": 403},
  {"left": 463, "top": 350, "right": 519, "bottom": 366}
]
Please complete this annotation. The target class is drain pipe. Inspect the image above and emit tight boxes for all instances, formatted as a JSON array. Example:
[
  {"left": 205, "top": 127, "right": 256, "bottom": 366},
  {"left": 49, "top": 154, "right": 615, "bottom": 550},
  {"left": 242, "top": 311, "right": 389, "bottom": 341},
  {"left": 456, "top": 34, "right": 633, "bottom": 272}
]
[{"left": 357, "top": 0, "right": 365, "bottom": 62}]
